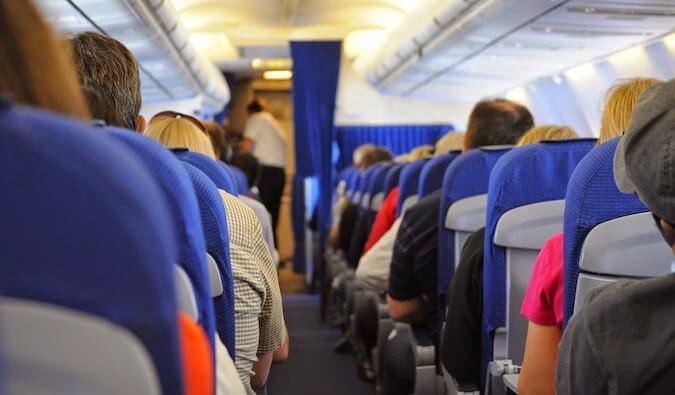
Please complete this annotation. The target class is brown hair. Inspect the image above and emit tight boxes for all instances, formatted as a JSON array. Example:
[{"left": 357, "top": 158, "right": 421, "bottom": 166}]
[
  {"left": 598, "top": 77, "right": 661, "bottom": 145},
  {"left": 203, "top": 121, "right": 228, "bottom": 159},
  {"left": 360, "top": 146, "right": 393, "bottom": 169},
  {"left": 0, "top": 0, "right": 89, "bottom": 119},
  {"left": 70, "top": 31, "right": 141, "bottom": 130},
  {"left": 465, "top": 99, "right": 534, "bottom": 149}
]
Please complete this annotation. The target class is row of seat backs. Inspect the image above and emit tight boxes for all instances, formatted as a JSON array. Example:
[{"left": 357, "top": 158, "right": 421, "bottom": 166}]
[
  {"left": 395, "top": 158, "right": 429, "bottom": 217},
  {"left": 418, "top": 152, "right": 462, "bottom": 199},
  {"left": 480, "top": 139, "right": 597, "bottom": 381},
  {"left": 0, "top": 104, "right": 186, "bottom": 393}
]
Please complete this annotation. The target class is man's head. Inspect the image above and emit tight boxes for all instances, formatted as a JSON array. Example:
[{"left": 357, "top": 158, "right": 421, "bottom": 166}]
[
  {"left": 231, "top": 152, "right": 261, "bottom": 188},
  {"left": 246, "top": 98, "right": 266, "bottom": 114},
  {"left": 464, "top": 99, "right": 534, "bottom": 150},
  {"left": 70, "top": 31, "right": 143, "bottom": 131},
  {"left": 613, "top": 79, "right": 675, "bottom": 250}
]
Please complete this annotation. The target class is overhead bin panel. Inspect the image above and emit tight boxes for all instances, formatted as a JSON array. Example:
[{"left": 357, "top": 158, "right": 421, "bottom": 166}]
[
  {"left": 369, "top": 0, "right": 675, "bottom": 100},
  {"left": 35, "top": 0, "right": 229, "bottom": 111}
]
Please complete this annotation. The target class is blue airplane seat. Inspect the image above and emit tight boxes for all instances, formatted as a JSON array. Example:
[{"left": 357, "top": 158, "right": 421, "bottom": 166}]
[
  {"left": 383, "top": 163, "right": 405, "bottom": 196},
  {"left": 366, "top": 163, "right": 393, "bottom": 213},
  {"left": 346, "top": 167, "right": 361, "bottom": 198},
  {"left": 1, "top": 105, "right": 184, "bottom": 394},
  {"left": 358, "top": 164, "right": 383, "bottom": 211},
  {"left": 481, "top": 139, "right": 595, "bottom": 384},
  {"left": 170, "top": 150, "right": 238, "bottom": 195},
  {"left": 229, "top": 165, "right": 249, "bottom": 196},
  {"left": 178, "top": 161, "right": 237, "bottom": 360},
  {"left": 437, "top": 147, "right": 512, "bottom": 298},
  {"left": 396, "top": 158, "right": 430, "bottom": 217},
  {"left": 563, "top": 138, "right": 656, "bottom": 325},
  {"left": 106, "top": 131, "right": 216, "bottom": 352},
  {"left": 418, "top": 152, "right": 461, "bottom": 199}
]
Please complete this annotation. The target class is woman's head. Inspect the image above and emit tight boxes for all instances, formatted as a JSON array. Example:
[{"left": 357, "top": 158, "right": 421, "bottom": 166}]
[
  {"left": 360, "top": 147, "right": 393, "bottom": 169},
  {"left": 408, "top": 145, "right": 434, "bottom": 161},
  {"left": 0, "top": 0, "right": 89, "bottom": 119},
  {"left": 598, "top": 78, "right": 662, "bottom": 144},
  {"left": 516, "top": 125, "right": 578, "bottom": 147},
  {"left": 203, "top": 120, "right": 229, "bottom": 160},
  {"left": 435, "top": 131, "right": 465, "bottom": 156},
  {"left": 146, "top": 113, "right": 216, "bottom": 159}
]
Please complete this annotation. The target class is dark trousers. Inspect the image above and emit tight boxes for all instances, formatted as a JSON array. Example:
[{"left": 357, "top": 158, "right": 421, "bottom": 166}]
[{"left": 258, "top": 165, "right": 285, "bottom": 244}]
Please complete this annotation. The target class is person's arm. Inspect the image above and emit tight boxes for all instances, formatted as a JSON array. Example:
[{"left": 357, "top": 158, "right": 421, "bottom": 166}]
[
  {"left": 518, "top": 322, "right": 561, "bottom": 395},
  {"left": 273, "top": 331, "right": 289, "bottom": 362},
  {"left": 239, "top": 138, "right": 254, "bottom": 153},
  {"left": 251, "top": 352, "right": 273, "bottom": 389},
  {"left": 387, "top": 295, "right": 425, "bottom": 322}
]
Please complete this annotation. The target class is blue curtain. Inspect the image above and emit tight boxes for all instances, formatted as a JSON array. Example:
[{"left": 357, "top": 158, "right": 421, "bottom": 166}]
[
  {"left": 290, "top": 41, "right": 341, "bottom": 273},
  {"left": 335, "top": 124, "right": 453, "bottom": 170}
]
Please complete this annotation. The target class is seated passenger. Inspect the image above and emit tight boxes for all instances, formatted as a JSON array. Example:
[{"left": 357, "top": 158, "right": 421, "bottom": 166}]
[
  {"left": 557, "top": 79, "right": 675, "bottom": 394},
  {"left": 384, "top": 100, "right": 534, "bottom": 394},
  {"left": 145, "top": 113, "right": 287, "bottom": 394},
  {"left": 518, "top": 78, "right": 660, "bottom": 395},
  {"left": 440, "top": 124, "right": 577, "bottom": 386}
]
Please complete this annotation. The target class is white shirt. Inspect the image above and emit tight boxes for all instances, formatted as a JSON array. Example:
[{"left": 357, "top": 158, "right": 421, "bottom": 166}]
[
  {"left": 354, "top": 218, "right": 403, "bottom": 293},
  {"left": 244, "top": 112, "right": 287, "bottom": 168},
  {"left": 238, "top": 195, "right": 279, "bottom": 263},
  {"left": 216, "top": 335, "right": 247, "bottom": 395}
]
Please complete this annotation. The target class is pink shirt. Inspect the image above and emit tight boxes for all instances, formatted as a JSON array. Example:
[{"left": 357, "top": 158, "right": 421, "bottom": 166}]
[{"left": 520, "top": 232, "right": 564, "bottom": 328}]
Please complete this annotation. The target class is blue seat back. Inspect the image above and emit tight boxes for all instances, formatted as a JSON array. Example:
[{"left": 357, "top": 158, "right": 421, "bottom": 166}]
[
  {"left": 358, "top": 164, "right": 382, "bottom": 210},
  {"left": 179, "top": 162, "right": 236, "bottom": 360},
  {"left": 383, "top": 163, "right": 405, "bottom": 196},
  {"left": 107, "top": 130, "right": 215, "bottom": 352},
  {"left": 229, "top": 165, "right": 249, "bottom": 196},
  {"left": 346, "top": 167, "right": 361, "bottom": 197},
  {"left": 563, "top": 138, "right": 648, "bottom": 325},
  {"left": 418, "top": 152, "right": 461, "bottom": 199},
  {"left": 396, "top": 158, "right": 430, "bottom": 217},
  {"left": 174, "top": 150, "right": 235, "bottom": 356},
  {"left": 1, "top": 106, "right": 184, "bottom": 394},
  {"left": 482, "top": 139, "right": 596, "bottom": 380},
  {"left": 437, "top": 148, "right": 511, "bottom": 297}
]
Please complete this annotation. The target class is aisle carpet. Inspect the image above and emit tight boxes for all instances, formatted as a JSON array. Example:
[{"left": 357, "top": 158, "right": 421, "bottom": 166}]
[{"left": 267, "top": 294, "right": 374, "bottom": 395}]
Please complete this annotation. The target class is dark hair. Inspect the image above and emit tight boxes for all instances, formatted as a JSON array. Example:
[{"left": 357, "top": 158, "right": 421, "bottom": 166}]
[
  {"left": 465, "top": 99, "right": 534, "bottom": 149},
  {"left": 82, "top": 87, "right": 123, "bottom": 127},
  {"left": 360, "top": 147, "right": 393, "bottom": 169},
  {"left": 231, "top": 152, "right": 261, "bottom": 187},
  {"left": 203, "top": 121, "right": 228, "bottom": 159},
  {"left": 246, "top": 99, "right": 264, "bottom": 114},
  {"left": 70, "top": 31, "right": 141, "bottom": 131}
]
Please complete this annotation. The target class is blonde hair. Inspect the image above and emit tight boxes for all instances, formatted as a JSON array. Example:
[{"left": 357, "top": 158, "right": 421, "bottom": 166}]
[
  {"left": 516, "top": 125, "right": 578, "bottom": 147},
  {"left": 598, "top": 78, "right": 661, "bottom": 145},
  {"left": 435, "top": 131, "right": 465, "bottom": 156},
  {"left": 353, "top": 144, "right": 376, "bottom": 167},
  {"left": 146, "top": 116, "right": 216, "bottom": 159},
  {"left": 409, "top": 145, "right": 434, "bottom": 161}
]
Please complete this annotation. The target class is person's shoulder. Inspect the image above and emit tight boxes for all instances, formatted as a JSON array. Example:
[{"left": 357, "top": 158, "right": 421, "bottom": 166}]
[
  {"left": 403, "top": 191, "right": 441, "bottom": 223},
  {"left": 219, "top": 191, "right": 259, "bottom": 226}
]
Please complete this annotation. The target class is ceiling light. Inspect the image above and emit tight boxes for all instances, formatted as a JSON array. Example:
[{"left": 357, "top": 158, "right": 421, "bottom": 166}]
[
  {"left": 544, "top": 27, "right": 552, "bottom": 33},
  {"left": 506, "top": 86, "right": 528, "bottom": 103},
  {"left": 263, "top": 70, "right": 293, "bottom": 80},
  {"left": 663, "top": 32, "right": 675, "bottom": 49},
  {"left": 551, "top": 74, "right": 563, "bottom": 85},
  {"left": 608, "top": 46, "right": 644, "bottom": 64},
  {"left": 251, "top": 58, "right": 263, "bottom": 69}
]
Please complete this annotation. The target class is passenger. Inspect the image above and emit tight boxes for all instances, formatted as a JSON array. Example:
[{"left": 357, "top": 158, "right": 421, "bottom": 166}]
[
  {"left": 0, "top": 0, "right": 89, "bottom": 119},
  {"left": 241, "top": 98, "right": 287, "bottom": 246},
  {"left": 204, "top": 120, "right": 232, "bottom": 162},
  {"left": 433, "top": 130, "right": 465, "bottom": 157},
  {"left": 515, "top": 124, "right": 577, "bottom": 147},
  {"left": 232, "top": 151, "right": 280, "bottom": 266},
  {"left": 146, "top": 113, "right": 286, "bottom": 394},
  {"left": 518, "top": 78, "right": 660, "bottom": 395},
  {"left": 384, "top": 99, "right": 534, "bottom": 394},
  {"left": 70, "top": 31, "right": 144, "bottom": 132},
  {"left": 557, "top": 79, "right": 675, "bottom": 394}
]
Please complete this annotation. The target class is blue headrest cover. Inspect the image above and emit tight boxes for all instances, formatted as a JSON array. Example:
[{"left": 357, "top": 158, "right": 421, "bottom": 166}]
[
  {"left": 396, "top": 158, "right": 430, "bottom": 216},
  {"left": 562, "top": 138, "right": 647, "bottom": 325},
  {"left": 418, "top": 152, "right": 460, "bottom": 199},
  {"left": 1, "top": 107, "right": 184, "bottom": 394}
]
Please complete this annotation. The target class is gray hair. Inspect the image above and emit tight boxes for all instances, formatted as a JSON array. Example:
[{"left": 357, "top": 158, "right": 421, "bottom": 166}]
[{"left": 70, "top": 31, "right": 141, "bottom": 130}]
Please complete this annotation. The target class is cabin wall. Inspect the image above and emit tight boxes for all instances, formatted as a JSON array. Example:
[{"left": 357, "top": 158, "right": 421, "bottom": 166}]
[
  {"left": 508, "top": 37, "right": 675, "bottom": 137},
  {"left": 334, "top": 55, "right": 474, "bottom": 128}
]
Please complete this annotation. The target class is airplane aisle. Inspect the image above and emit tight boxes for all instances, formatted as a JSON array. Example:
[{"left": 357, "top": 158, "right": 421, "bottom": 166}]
[{"left": 267, "top": 294, "right": 374, "bottom": 395}]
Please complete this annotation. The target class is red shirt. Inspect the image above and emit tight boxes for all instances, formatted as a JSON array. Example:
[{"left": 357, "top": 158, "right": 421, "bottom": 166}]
[
  {"left": 363, "top": 187, "right": 400, "bottom": 255},
  {"left": 520, "top": 232, "right": 564, "bottom": 327}
]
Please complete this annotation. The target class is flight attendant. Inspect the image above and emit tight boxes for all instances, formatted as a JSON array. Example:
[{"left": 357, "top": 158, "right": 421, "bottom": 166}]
[{"left": 241, "top": 98, "right": 287, "bottom": 244}]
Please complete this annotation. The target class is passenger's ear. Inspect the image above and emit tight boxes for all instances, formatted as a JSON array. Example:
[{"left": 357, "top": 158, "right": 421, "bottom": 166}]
[
  {"left": 658, "top": 218, "right": 675, "bottom": 253},
  {"left": 137, "top": 115, "right": 146, "bottom": 133}
]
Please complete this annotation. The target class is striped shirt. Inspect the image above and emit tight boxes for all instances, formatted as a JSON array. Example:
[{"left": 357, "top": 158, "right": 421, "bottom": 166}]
[{"left": 219, "top": 191, "right": 285, "bottom": 393}]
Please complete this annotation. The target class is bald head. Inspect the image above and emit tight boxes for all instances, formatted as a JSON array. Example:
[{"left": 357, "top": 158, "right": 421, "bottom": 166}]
[{"left": 465, "top": 99, "right": 534, "bottom": 149}]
